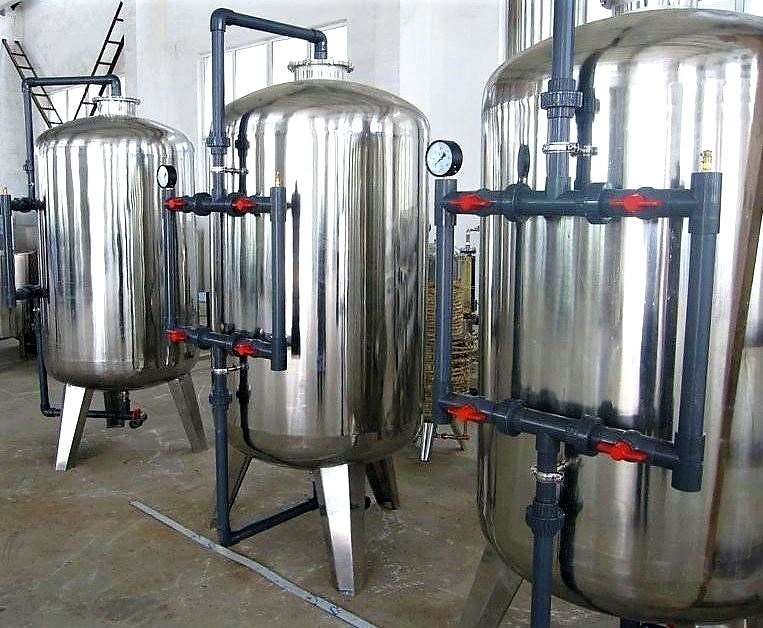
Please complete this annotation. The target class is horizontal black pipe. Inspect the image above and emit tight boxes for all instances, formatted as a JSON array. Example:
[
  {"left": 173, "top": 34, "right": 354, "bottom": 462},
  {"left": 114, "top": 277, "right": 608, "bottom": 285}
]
[
  {"left": 211, "top": 8, "right": 328, "bottom": 58},
  {"left": 439, "top": 393, "right": 680, "bottom": 470},
  {"left": 172, "top": 325, "right": 273, "bottom": 360},
  {"left": 229, "top": 496, "right": 319, "bottom": 545},
  {"left": 442, "top": 184, "right": 697, "bottom": 222},
  {"left": 10, "top": 197, "right": 44, "bottom": 213},
  {"left": 165, "top": 192, "right": 271, "bottom": 217}
]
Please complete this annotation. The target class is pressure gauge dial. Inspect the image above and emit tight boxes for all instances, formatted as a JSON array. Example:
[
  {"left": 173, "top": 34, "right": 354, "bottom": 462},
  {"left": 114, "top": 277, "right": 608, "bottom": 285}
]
[
  {"left": 426, "top": 140, "right": 463, "bottom": 177},
  {"left": 157, "top": 164, "right": 178, "bottom": 189}
]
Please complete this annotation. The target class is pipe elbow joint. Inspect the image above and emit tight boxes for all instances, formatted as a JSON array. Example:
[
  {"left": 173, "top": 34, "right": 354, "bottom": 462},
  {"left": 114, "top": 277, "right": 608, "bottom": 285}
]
[
  {"left": 313, "top": 32, "right": 328, "bottom": 59},
  {"left": 211, "top": 7, "right": 234, "bottom": 31}
]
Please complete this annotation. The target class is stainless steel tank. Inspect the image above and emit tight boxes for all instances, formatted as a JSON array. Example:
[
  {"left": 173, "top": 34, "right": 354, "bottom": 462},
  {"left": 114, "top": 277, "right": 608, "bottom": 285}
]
[
  {"left": 479, "top": 3, "right": 763, "bottom": 623},
  {"left": 219, "top": 60, "right": 428, "bottom": 468},
  {"left": 36, "top": 97, "right": 198, "bottom": 390}
]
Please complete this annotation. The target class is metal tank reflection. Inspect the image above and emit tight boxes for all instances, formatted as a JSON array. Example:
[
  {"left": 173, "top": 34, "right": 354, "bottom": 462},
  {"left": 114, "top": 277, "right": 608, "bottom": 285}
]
[
  {"left": 472, "top": 3, "right": 763, "bottom": 625},
  {"left": 215, "top": 59, "right": 428, "bottom": 593},
  {"left": 35, "top": 96, "right": 206, "bottom": 469},
  {"left": 220, "top": 60, "right": 427, "bottom": 468}
]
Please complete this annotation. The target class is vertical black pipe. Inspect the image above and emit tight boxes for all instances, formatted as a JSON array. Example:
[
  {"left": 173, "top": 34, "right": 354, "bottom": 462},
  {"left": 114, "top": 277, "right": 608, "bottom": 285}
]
[
  {"left": 211, "top": 345, "right": 233, "bottom": 545},
  {"left": 162, "top": 198, "right": 178, "bottom": 331},
  {"left": 270, "top": 186, "right": 287, "bottom": 371},
  {"left": 672, "top": 172, "right": 722, "bottom": 492},
  {"left": 32, "top": 302, "right": 55, "bottom": 416},
  {"left": 527, "top": 433, "right": 564, "bottom": 628},
  {"left": 0, "top": 193, "right": 16, "bottom": 308},
  {"left": 209, "top": 25, "right": 227, "bottom": 201},
  {"left": 545, "top": 0, "right": 578, "bottom": 198},
  {"left": 432, "top": 179, "right": 457, "bottom": 425}
]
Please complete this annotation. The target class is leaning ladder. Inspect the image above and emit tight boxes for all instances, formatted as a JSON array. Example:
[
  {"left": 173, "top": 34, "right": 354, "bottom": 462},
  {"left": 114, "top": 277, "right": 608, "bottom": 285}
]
[
  {"left": 73, "top": 1, "right": 125, "bottom": 120},
  {"left": 1, "top": 38, "right": 63, "bottom": 128}
]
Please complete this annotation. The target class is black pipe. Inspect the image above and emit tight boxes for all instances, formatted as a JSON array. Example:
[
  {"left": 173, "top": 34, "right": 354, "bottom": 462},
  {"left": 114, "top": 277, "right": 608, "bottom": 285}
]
[
  {"left": 442, "top": 185, "right": 697, "bottom": 222},
  {"left": 22, "top": 75, "right": 122, "bottom": 202},
  {"left": 229, "top": 494, "right": 319, "bottom": 545},
  {"left": 432, "top": 179, "right": 457, "bottom": 426},
  {"left": 672, "top": 171, "right": 722, "bottom": 492},
  {"left": 162, "top": 193, "right": 179, "bottom": 331},
  {"left": 439, "top": 393, "right": 680, "bottom": 470},
  {"left": 526, "top": 433, "right": 564, "bottom": 628},
  {"left": 211, "top": 344, "right": 234, "bottom": 546},
  {"left": 270, "top": 186, "right": 287, "bottom": 371},
  {"left": 0, "top": 193, "right": 15, "bottom": 308},
  {"left": 208, "top": 8, "right": 327, "bottom": 201},
  {"left": 543, "top": 0, "right": 580, "bottom": 198}
]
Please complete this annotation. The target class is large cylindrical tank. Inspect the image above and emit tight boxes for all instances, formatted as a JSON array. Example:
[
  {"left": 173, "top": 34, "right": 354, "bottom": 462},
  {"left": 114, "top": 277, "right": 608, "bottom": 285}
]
[
  {"left": 36, "top": 97, "right": 198, "bottom": 390},
  {"left": 219, "top": 60, "right": 428, "bottom": 468},
  {"left": 479, "top": 4, "right": 763, "bottom": 624}
]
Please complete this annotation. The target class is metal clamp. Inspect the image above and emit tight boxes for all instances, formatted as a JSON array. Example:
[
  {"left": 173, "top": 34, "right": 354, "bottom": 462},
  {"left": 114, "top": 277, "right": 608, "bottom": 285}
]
[
  {"left": 212, "top": 365, "right": 243, "bottom": 375},
  {"left": 530, "top": 459, "right": 570, "bottom": 484},
  {"left": 542, "top": 142, "right": 598, "bottom": 157}
]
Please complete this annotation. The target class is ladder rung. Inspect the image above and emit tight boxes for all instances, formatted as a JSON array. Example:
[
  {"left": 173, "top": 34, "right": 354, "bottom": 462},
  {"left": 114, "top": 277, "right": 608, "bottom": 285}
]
[
  {"left": 115, "top": 17, "right": 124, "bottom": 22},
  {"left": 10, "top": 52, "right": 26, "bottom": 57},
  {"left": 40, "top": 107, "right": 57, "bottom": 111},
  {"left": 106, "top": 40, "right": 121, "bottom": 45},
  {"left": 98, "top": 61, "right": 112, "bottom": 66},
  {"left": 17, "top": 65, "right": 33, "bottom": 70}
]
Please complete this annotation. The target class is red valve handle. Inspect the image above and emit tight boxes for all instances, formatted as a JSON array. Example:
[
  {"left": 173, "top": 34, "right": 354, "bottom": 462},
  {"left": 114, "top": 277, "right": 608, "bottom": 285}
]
[
  {"left": 609, "top": 193, "right": 663, "bottom": 214},
  {"left": 131, "top": 407, "right": 144, "bottom": 420},
  {"left": 596, "top": 441, "right": 648, "bottom": 463},
  {"left": 448, "top": 193, "right": 493, "bottom": 214},
  {"left": 166, "top": 329, "right": 188, "bottom": 343},
  {"left": 447, "top": 405, "right": 488, "bottom": 423},
  {"left": 232, "top": 197, "right": 257, "bottom": 214},
  {"left": 165, "top": 197, "right": 188, "bottom": 211},
  {"left": 232, "top": 341, "right": 260, "bottom": 358}
]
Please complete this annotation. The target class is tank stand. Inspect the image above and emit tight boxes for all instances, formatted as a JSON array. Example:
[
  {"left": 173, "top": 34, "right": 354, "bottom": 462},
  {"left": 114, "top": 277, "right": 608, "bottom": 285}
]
[
  {"left": 55, "top": 385, "right": 94, "bottom": 470},
  {"left": 459, "top": 543, "right": 522, "bottom": 628},
  {"left": 54, "top": 376, "right": 206, "bottom": 471},
  {"left": 167, "top": 373, "right": 207, "bottom": 453},
  {"left": 315, "top": 463, "right": 369, "bottom": 595}
]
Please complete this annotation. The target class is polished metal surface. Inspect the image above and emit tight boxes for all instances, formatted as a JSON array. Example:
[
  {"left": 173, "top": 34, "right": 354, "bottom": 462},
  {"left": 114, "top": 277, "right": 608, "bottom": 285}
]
[
  {"left": 479, "top": 8, "right": 763, "bottom": 623},
  {"left": 36, "top": 97, "right": 198, "bottom": 390},
  {"left": 315, "top": 462, "right": 368, "bottom": 596},
  {"left": 55, "top": 384, "right": 93, "bottom": 471},
  {"left": 221, "top": 61, "right": 428, "bottom": 468},
  {"left": 167, "top": 373, "right": 207, "bottom": 453},
  {"left": 459, "top": 544, "right": 523, "bottom": 628}
]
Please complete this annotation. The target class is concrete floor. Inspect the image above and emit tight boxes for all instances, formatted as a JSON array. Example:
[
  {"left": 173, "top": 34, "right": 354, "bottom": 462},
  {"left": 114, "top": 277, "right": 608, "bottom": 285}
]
[{"left": 0, "top": 341, "right": 615, "bottom": 627}]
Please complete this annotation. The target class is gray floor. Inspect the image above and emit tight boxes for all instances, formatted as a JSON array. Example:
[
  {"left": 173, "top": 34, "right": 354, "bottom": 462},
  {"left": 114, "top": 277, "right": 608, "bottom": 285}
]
[{"left": 0, "top": 341, "right": 614, "bottom": 627}]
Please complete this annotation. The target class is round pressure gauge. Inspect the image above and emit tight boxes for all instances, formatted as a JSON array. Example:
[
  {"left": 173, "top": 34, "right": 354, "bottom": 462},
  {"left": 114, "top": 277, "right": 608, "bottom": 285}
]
[
  {"left": 157, "top": 164, "right": 178, "bottom": 189},
  {"left": 426, "top": 140, "right": 463, "bottom": 177}
]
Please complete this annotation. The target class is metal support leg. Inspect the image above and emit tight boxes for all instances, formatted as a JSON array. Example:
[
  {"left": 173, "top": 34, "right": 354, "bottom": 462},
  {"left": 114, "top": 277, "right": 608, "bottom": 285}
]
[
  {"left": 316, "top": 463, "right": 368, "bottom": 595},
  {"left": 365, "top": 457, "right": 400, "bottom": 510},
  {"left": 55, "top": 385, "right": 94, "bottom": 471},
  {"left": 168, "top": 374, "right": 207, "bottom": 452},
  {"left": 420, "top": 421, "right": 436, "bottom": 462},
  {"left": 459, "top": 544, "right": 522, "bottom": 628}
]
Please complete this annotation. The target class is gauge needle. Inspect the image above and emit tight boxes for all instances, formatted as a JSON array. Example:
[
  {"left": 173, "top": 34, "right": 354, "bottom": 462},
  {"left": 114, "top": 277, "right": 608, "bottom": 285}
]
[{"left": 435, "top": 153, "right": 447, "bottom": 164}]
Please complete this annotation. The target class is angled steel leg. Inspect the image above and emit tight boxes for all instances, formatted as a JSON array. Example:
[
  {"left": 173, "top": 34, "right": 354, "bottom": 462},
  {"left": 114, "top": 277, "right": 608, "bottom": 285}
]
[
  {"left": 459, "top": 543, "right": 523, "bottom": 628},
  {"left": 168, "top": 374, "right": 207, "bottom": 452},
  {"left": 316, "top": 463, "right": 367, "bottom": 596},
  {"left": 420, "top": 421, "right": 436, "bottom": 462},
  {"left": 365, "top": 457, "right": 400, "bottom": 510},
  {"left": 55, "top": 385, "right": 94, "bottom": 471}
]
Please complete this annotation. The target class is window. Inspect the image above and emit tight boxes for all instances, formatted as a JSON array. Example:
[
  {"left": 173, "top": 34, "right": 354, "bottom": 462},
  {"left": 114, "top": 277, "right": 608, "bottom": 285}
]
[
  {"left": 198, "top": 23, "right": 348, "bottom": 156},
  {"left": 48, "top": 78, "right": 125, "bottom": 123}
]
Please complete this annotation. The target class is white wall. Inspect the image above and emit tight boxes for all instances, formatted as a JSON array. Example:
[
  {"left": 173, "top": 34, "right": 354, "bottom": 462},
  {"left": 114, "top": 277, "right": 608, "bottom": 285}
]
[{"left": 0, "top": 0, "right": 504, "bottom": 248}]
